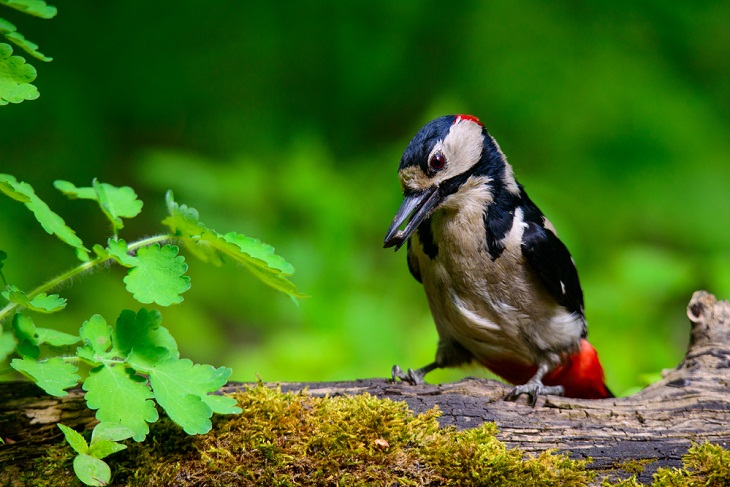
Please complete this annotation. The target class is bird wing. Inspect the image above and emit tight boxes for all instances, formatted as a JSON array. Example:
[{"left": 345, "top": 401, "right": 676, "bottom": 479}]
[{"left": 520, "top": 214, "right": 585, "bottom": 319}]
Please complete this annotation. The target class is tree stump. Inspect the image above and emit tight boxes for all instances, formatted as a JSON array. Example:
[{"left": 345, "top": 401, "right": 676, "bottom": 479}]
[{"left": 2, "top": 291, "right": 729, "bottom": 484}]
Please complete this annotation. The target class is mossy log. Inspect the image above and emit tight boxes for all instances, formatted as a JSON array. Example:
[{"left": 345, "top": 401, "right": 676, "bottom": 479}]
[{"left": 2, "top": 290, "right": 729, "bottom": 484}]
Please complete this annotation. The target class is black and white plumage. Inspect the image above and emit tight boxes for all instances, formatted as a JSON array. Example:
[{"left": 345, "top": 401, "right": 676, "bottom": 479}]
[{"left": 384, "top": 115, "right": 611, "bottom": 404}]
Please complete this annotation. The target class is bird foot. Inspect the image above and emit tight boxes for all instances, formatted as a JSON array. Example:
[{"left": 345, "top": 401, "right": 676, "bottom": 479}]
[
  {"left": 391, "top": 365, "right": 426, "bottom": 385},
  {"left": 504, "top": 381, "right": 564, "bottom": 407}
]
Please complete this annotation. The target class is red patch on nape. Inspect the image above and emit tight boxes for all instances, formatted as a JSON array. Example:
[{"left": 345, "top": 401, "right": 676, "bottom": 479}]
[{"left": 454, "top": 114, "right": 483, "bottom": 126}]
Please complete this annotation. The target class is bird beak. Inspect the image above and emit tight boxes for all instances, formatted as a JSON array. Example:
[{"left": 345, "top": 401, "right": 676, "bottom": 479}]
[{"left": 383, "top": 186, "right": 441, "bottom": 251}]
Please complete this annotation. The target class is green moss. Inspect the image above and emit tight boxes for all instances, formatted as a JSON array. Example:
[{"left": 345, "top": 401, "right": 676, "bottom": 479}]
[
  {"left": 13, "top": 386, "right": 730, "bottom": 486},
  {"left": 653, "top": 442, "right": 730, "bottom": 487}
]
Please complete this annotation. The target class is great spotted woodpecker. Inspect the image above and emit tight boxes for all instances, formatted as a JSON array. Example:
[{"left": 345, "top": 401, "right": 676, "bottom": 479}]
[{"left": 384, "top": 114, "right": 612, "bottom": 405}]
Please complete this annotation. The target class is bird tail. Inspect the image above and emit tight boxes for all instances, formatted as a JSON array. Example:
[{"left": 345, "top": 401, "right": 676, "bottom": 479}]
[{"left": 543, "top": 338, "right": 614, "bottom": 399}]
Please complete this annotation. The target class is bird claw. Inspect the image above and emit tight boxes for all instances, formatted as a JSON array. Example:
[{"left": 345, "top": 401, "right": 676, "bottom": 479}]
[
  {"left": 391, "top": 365, "right": 425, "bottom": 385},
  {"left": 504, "top": 382, "right": 564, "bottom": 407}
]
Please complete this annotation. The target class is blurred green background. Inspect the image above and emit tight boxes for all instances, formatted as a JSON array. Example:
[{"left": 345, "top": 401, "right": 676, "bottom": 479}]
[{"left": 2, "top": 1, "right": 729, "bottom": 396}]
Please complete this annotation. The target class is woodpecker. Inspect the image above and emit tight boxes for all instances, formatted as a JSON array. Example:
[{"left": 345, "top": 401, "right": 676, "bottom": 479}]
[{"left": 384, "top": 114, "right": 612, "bottom": 405}]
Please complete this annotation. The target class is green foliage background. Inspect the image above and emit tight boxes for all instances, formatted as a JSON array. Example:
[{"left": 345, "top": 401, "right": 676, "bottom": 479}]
[{"left": 1, "top": 1, "right": 729, "bottom": 396}]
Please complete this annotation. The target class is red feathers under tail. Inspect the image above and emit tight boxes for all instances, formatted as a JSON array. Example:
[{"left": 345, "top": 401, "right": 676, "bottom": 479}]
[
  {"left": 483, "top": 339, "right": 613, "bottom": 399},
  {"left": 544, "top": 339, "right": 613, "bottom": 399}
]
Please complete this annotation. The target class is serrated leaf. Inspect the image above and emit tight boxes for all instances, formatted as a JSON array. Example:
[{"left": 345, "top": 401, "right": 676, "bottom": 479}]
[
  {"left": 73, "top": 454, "right": 111, "bottom": 487},
  {"left": 148, "top": 359, "right": 238, "bottom": 435},
  {"left": 163, "top": 191, "right": 305, "bottom": 298},
  {"left": 82, "top": 364, "right": 159, "bottom": 442},
  {"left": 94, "top": 179, "right": 144, "bottom": 231},
  {"left": 36, "top": 327, "right": 79, "bottom": 347},
  {"left": 54, "top": 179, "right": 143, "bottom": 232},
  {"left": 0, "top": 0, "right": 58, "bottom": 19},
  {"left": 11, "top": 356, "right": 80, "bottom": 396},
  {"left": 2, "top": 284, "right": 66, "bottom": 313},
  {"left": 0, "top": 18, "right": 51, "bottom": 61},
  {"left": 0, "top": 42, "right": 37, "bottom": 105},
  {"left": 123, "top": 244, "right": 190, "bottom": 306},
  {"left": 162, "top": 190, "right": 207, "bottom": 238},
  {"left": 91, "top": 422, "right": 135, "bottom": 443},
  {"left": 113, "top": 308, "right": 178, "bottom": 365},
  {"left": 28, "top": 292, "right": 66, "bottom": 312},
  {"left": 0, "top": 174, "right": 89, "bottom": 257},
  {"left": 78, "top": 314, "right": 113, "bottom": 361},
  {"left": 87, "top": 439, "right": 126, "bottom": 460},
  {"left": 105, "top": 238, "right": 137, "bottom": 267},
  {"left": 58, "top": 423, "right": 88, "bottom": 455},
  {"left": 221, "top": 232, "right": 294, "bottom": 274}
]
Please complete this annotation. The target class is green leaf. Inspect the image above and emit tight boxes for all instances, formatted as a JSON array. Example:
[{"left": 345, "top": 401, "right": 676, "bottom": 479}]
[
  {"left": 122, "top": 244, "right": 190, "bottom": 306},
  {"left": 79, "top": 314, "right": 113, "bottom": 359},
  {"left": 0, "top": 174, "right": 89, "bottom": 258},
  {"left": 87, "top": 438, "right": 126, "bottom": 460},
  {"left": 2, "top": 284, "right": 66, "bottom": 313},
  {"left": 163, "top": 191, "right": 305, "bottom": 298},
  {"left": 11, "top": 356, "right": 80, "bottom": 396},
  {"left": 58, "top": 423, "right": 88, "bottom": 454},
  {"left": 84, "top": 430, "right": 131, "bottom": 477},
  {"left": 0, "top": 330, "right": 17, "bottom": 362},
  {"left": 105, "top": 238, "right": 138, "bottom": 267},
  {"left": 221, "top": 231, "right": 294, "bottom": 274},
  {"left": 91, "top": 422, "right": 135, "bottom": 443},
  {"left": 77, "top": 315, "right": 116, "bottom": 365},
  {"left": 148, "top": 359, "right": 239, "bottom": 435},
  {"left": 53, "top": 179, "right": 96, "bottom": 199},
  {"left": 54, "top": 179, "right": 143, "bottom": 232},
  {"left": 0, "top": 42, "right": 37, "bottom": 105},
  {"left": 0, "top": 0, "right": 58, "bottom": 19},
  {"left": 113, "top": 308, "right": 178, "bottom": 360},
  {"left": 12, "top": 311, "right": 39, "bottom": 357},
  {"left": 0, "top": 18, "right": 51, "bottom": 61},
  {"left": 94, "top": 179, "right": 144, "bottom": 232},
  {"left": 82, "top": 364, "right": 159, "bottom": 442},
  {"left": 36, "top": 327, "right": 79, "bottom": 347},
  {"left": 73, "top": 454, "right": 111, "bottom": 487}
]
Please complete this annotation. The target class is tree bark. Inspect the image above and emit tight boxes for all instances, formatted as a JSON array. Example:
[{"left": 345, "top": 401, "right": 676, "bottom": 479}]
[{"left": 2, "top": 291, "right": 729, "bottom": 484}]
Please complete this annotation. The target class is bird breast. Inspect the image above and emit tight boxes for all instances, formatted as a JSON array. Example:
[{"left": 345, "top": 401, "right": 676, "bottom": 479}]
[{"left": 414, "top": 185, "right": 583, "bottom": 366}]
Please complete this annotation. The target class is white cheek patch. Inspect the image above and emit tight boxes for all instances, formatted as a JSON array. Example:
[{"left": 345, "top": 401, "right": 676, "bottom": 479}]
[
  {"left": 398, "top": 118, "right": 485, "bottom": 192},
  {"left": 433, "top": 119, "right": 484, "bottom": 184}
]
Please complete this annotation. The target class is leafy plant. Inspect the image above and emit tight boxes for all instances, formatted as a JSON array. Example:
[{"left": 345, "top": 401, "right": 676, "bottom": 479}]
[
  {"left": 0, "top": 174, "right": 303, "bottom": 485},
  {"left": 0, "top": 0, "right": 56, "bottom": 105}
]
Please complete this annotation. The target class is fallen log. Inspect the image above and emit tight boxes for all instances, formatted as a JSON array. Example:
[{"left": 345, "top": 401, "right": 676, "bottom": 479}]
[{"left": 1, "top": 290, "right": 729, "bottom": 484}]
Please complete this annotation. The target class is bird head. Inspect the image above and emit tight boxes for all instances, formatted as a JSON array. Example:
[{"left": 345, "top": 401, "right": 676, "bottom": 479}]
[{"left": 383, "top": 114, "right": 515, "bottom": 251}]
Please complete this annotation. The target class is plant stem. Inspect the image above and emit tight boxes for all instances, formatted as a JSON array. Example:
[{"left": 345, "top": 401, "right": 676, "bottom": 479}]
[{"left": 0, "top": 234, "right": 174, "bottom": 324}]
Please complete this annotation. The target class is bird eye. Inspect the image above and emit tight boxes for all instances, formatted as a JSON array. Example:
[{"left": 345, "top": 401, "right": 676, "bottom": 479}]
[{"left": 429, "top": 152, "right": 446, "bottom": 171}]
